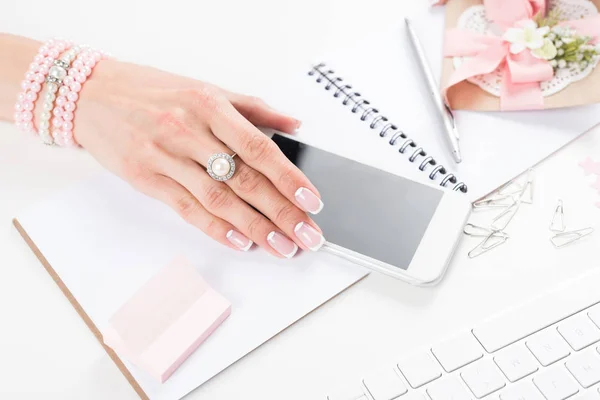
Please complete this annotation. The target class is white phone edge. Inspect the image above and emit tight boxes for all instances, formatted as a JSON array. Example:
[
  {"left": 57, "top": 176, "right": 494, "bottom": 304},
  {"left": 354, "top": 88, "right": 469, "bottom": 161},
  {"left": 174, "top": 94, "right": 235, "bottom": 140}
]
[{"left": 321, "top": 190, "right": 471, "bottom": 286}]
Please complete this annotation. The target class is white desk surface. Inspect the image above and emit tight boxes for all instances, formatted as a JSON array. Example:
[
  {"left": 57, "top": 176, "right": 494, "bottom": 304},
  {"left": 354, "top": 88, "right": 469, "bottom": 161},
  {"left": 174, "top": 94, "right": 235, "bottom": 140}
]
[{"left": 2, "top": 0, "right": 600, "bottom": 399}]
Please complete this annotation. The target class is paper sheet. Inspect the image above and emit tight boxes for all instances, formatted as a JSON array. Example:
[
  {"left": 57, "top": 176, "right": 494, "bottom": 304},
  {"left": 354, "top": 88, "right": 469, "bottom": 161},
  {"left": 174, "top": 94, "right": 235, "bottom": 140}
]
[{"left": 16, "top": 174, "right": 368, "bottom": 400}]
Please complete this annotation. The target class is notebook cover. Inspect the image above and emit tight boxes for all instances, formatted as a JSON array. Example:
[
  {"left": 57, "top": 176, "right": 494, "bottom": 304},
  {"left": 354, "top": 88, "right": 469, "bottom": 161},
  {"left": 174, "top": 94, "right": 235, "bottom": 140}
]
[{"left": 12, "top": 218, "right": 149, "bottom": 400}]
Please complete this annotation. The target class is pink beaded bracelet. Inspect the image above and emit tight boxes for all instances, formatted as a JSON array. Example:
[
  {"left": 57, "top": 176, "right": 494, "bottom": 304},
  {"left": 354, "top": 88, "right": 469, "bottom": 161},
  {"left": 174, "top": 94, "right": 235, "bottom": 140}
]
[
  {"left": 14, "top": 39, "right": 72, "bottom": 134},
  {"left": 52, "top": 48, "right": 107, "bottom": 147},
  {"left": 14, "top": 39, "right": 107, "bottom": 147}
]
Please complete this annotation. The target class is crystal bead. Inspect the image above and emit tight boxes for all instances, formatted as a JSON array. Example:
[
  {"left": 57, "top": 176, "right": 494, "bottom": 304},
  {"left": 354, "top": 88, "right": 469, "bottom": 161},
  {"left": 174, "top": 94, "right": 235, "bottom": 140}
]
[{"left": 49, "top": 65, "right": 67, "bottom": 80}]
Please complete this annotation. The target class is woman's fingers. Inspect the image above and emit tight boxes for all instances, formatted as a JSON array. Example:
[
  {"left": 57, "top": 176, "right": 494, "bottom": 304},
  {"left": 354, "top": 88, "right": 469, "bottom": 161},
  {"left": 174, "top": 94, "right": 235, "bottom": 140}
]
[
  {"left": 223, "top": 91, "right": 301, "bottom": 135},
  {"left": 157, "top": 153, "right": 300, "bottom": 258},
  {"left": 209, "top": 101, "right": 324, "bottom": 215},
  {"left": 182, "top": 133, "right": 325, "bottom": 252},
  {"left": 134, "top": 174, "right": 253, "bottom": 252},
  {"left": 230, "top": 162, "right": 325, "bottom": 251}
]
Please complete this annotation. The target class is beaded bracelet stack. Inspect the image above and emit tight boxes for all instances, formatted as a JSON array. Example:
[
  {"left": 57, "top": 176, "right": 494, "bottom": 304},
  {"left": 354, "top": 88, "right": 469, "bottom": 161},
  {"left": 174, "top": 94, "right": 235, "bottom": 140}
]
[{"left": 13, "top": 39, "right": 107, "bottom": 147}]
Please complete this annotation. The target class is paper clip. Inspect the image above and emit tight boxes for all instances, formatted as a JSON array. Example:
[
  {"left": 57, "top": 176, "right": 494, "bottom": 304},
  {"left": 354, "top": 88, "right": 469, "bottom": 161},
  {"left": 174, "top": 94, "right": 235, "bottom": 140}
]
[
  {"left": 495, "top": 179, "right": 522, "bottom": 197},
  {"left": 549, "top": 200, "right": 566, "bottom": 232},
  {"left": 491, "top": 201, "right": 520, "bottom": 231},
  {"left": 468, "top": 232, "right": 509, "bottom": 258},
  {"left": 463, "top": 223, "right": 509, "bottom": 239},
  {"left": 551, "top": 227, "right": 594, "bottom": 248},
  {"left": 518, "top": 169, "right": 534, "bottom": 204},
  {"left": 473, "top": 195, "right": 515, "bottom": 210}
]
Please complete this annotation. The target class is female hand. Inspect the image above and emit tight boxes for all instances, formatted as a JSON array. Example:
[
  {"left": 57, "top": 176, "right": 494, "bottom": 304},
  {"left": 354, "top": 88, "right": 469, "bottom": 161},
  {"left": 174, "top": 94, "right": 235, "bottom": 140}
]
[{"left": 71, "top": 60, "right": 325, "bottom": 258}]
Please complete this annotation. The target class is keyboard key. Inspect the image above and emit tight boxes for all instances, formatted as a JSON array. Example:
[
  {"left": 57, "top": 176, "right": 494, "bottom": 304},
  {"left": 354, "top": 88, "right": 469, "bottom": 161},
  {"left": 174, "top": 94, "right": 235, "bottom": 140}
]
[
  {"left": 558, "top": 314, "right": 600, "bottom": 351},
  {"left": 426, "top": 376, "right": 472, "bottom": 400},
  {"left": 362, "top": 368, "right": 407, "bottom": 400},
  {"left": 526, "top": 329, "right": 571, "bottom": 366},
  {"left": 327, "top": 384, "right": 366, "bottom": 400},
  {"left": 460, "top": 359, "right": 506, "bottom": 398},
  {"left": 431, "top": 333, "right": 483, "bottom": 372},
  {"left": 494, "top": 344, "right": 539, "bottom": 382},
  {"left": 566, "top": 351, "right": 600, "bottom": 388},
  {"left": 499, "top": 380, "right": 545, "bottom": 400},
  {"left": 533, "top": 367, "right": 580, "bottom": 400},
  {"left": 397, "top": 352, "right": 442, "bottom": 388},
  {"left": 588, "top": 305, "right": 600, "bottom": 329},
  {"left": 574, "top": 391, "right": 600, "bottom": 399},
  {"left": 473, "top": 278, "right": 600, "bottom": 353},
  {"left": 400, "top": 393, "right": 427, "bottom": 400},
  {"left": 327, "top": 394, "right": 369, "bottom": 400}
]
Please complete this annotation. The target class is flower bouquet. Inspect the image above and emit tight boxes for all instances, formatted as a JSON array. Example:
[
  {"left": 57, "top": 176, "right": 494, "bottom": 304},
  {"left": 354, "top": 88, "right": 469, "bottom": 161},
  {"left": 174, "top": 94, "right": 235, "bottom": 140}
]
[{"left": 442, "top": 0, "right": 600, "bottom": 111}]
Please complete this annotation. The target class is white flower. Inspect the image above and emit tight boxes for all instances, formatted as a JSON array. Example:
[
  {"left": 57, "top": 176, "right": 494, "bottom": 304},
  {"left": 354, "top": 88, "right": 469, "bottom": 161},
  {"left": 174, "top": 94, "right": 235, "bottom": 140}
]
[
  {"left": 531, "top": 38, "right": 558, "bottom": 60},
  {"left": 581, "top": 61, "right": 589, "bottom": 69},
  {"left": 576, "top": 53, "right": 584, "bottom": 61},
  {"left": 552, "top": 26, "right": 564, "bottom": 35},
  {"left": 548, "top": 33, "right": 556, "bottom": 41},
  {"left": 557, "top": 48, "right": 565, "bottom": 56},
  {"left": 563, "top": 37, "right": 575, "bottom": 44},
  {"left": 550, "top": 59, "right": 558, "bottom": 67},
  {"left": 555, "top": 40, "right": 563, "bottom": 48},
  {"left": 503, "top": 20, "right": 551, "bottom": 54},
  {"left": 558, "top": 59, "right": 567, "bottom": 68}
]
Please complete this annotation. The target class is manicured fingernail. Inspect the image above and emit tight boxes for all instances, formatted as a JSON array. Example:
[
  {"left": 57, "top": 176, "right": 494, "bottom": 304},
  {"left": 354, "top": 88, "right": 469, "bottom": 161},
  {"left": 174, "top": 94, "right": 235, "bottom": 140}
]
[
  {"left": 267, "top": 231, "right": 298, "bottom": 258},
  {"left": 226, "top": 230, "right": 253, "bottom": 251},
  {"left": 294, "top": 119, "right": 302, "bottom": 132},
  {"left": 295, "top": 187, "right": 323, "bottom": 214},
  {"left": 294, "top": 222, "right": 325, "bottom": 251}
]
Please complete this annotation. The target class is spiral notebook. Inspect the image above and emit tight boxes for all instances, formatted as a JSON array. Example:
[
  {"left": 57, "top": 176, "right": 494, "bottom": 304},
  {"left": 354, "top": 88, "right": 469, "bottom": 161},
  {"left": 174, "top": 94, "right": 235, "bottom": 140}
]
[{"left": 263, "top": 9, "right": 600, "bottom": 202}]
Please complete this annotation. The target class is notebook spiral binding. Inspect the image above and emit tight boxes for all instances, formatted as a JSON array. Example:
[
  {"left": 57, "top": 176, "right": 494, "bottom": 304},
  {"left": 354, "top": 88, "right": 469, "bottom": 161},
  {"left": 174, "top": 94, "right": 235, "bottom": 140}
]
[{"left": 308, "top": 63, "right": 468, "bottom": 193}]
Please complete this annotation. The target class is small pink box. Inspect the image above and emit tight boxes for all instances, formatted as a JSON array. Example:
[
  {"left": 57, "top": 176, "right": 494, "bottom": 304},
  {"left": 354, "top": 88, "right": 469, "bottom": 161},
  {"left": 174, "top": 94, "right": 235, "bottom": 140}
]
[{"left": 102, "top": 257, "right": 231, "bottom": 383}]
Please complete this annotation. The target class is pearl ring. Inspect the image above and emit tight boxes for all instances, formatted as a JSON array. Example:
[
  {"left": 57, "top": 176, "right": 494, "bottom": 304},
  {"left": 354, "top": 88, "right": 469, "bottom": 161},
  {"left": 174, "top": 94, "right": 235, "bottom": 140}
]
[{"left": 207, "top": 152, "right": 237, "bottom": 181}]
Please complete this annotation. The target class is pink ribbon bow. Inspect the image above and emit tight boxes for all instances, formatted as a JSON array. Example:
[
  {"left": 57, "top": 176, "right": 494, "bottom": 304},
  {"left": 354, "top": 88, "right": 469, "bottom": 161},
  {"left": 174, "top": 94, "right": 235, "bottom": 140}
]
[{"left": 444, "top": 0, "right": 600, "bottom": 111}]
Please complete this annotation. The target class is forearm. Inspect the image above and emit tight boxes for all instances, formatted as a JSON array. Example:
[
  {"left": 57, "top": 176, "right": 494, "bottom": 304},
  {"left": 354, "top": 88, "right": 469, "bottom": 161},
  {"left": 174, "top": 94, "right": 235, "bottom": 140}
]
[{"left": 0, "top": 34, "right": 40, "bottom": 122}]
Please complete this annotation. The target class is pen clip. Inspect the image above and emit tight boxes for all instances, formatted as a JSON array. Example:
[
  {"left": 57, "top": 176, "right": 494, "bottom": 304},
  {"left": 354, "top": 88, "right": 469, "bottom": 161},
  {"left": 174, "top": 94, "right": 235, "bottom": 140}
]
[
  {"left": 443, "top": 102, "right": 458, "bottom": 138},
  {"left": 442, "top": 101, "right": 455, "bottom": 124},
  {"left": 443, "top": 102, "right": 455, "bottom": 121}
]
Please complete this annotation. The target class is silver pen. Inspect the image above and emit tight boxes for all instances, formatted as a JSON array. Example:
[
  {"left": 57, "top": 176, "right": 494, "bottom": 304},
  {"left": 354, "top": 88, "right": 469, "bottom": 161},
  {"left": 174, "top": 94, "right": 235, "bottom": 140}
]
[{"left": 405, "top": 18, "right": 462, "bottom": 164}]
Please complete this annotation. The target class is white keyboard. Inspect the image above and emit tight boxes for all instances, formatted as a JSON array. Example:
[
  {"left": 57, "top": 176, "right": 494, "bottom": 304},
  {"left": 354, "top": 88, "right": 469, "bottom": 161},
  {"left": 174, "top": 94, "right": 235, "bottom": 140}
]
[{"left": 326, "top": 269, "right": 600, "bottom": 400}]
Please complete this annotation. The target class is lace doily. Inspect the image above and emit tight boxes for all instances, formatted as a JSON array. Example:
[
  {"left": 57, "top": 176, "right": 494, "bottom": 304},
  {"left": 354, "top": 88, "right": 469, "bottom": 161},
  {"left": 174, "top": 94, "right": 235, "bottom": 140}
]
[{"left": 452, "top": 0, "right": 599, "bottom": 97}]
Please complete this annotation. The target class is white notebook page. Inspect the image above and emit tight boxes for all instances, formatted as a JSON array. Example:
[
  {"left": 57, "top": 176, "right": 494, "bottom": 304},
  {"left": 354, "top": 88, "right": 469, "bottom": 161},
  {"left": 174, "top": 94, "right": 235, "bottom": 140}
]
[
  {"left": 261, "top": 1, "right": 600, "bottom": 201},
  {"left": 16, "top": 174, "right": 368, "bottom": 400}
]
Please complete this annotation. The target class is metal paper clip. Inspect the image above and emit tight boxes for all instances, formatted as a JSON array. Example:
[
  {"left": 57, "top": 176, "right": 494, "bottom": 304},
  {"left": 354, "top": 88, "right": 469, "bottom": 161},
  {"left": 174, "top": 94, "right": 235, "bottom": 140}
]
[
  {"left": 551, "top": 227, "right": 595, "bottom": 248},
  {"left": 463, "top": 223, "right": 509, "bottom": 239},
  {"left": 491, "top": 201, "right": 520, "bottom": 231},
  {"left": 473, "top": 195, "right": 515, "bottom": 210},
  {"left": 468, "top": 232, "right": 509, "bottom": 258},
  {"left": 495, "top": 179, "right": 523, "bottom": 197},
  {"left": 549, "top": 200, "right": 566, "bottom": 232},
  {"left": 518, "top": 169, "right": 534, "bottom": 204}
]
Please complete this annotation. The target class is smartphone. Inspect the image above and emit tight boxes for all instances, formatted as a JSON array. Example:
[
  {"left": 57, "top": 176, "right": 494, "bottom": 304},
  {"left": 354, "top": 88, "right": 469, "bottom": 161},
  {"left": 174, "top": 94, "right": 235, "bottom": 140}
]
[{"left": 271, "top": 133, "right": 471, "bottom": 286}]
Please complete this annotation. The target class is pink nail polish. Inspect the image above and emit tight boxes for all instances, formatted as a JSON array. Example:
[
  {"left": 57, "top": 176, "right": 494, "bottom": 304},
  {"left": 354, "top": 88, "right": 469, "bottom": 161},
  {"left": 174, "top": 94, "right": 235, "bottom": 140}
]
[
  {"left": 267, "top": 231, "right": 298, "bottom": 258},
  {"left": 294, "top": 222, "right": 325, "bottom": 251},
  {"left": 295, "top": 187, "right": 324, "bottom": 215},
  {"left": 226, "top": 230, "right": 253, "bottom": 251}
]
